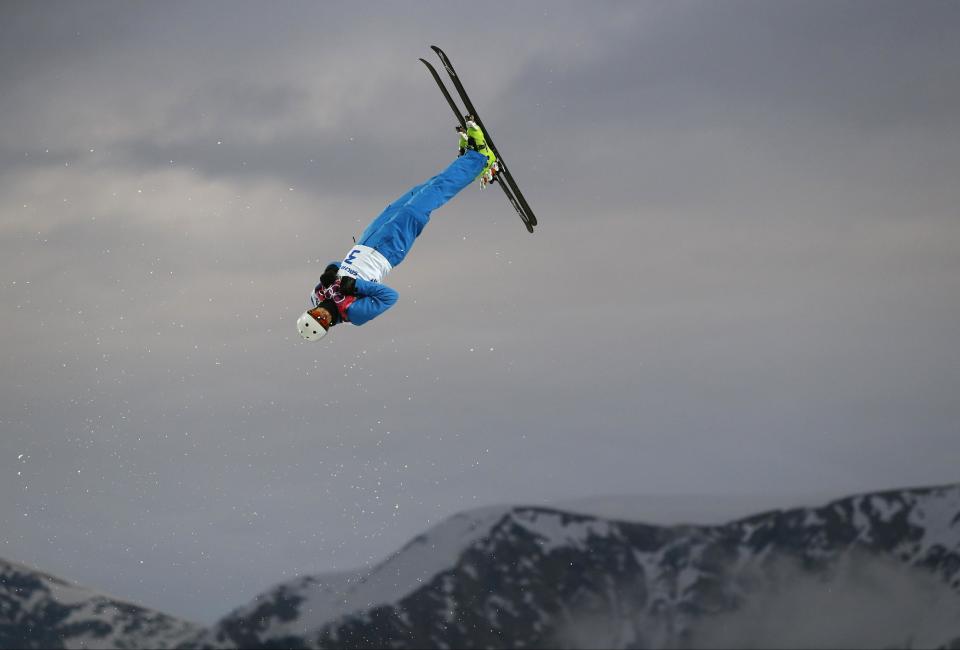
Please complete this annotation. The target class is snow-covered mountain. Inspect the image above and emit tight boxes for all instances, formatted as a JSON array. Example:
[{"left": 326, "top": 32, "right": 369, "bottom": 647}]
[
  {"left": 5, "top": 484, "right": 960, "bottom": 649},
  {"left": 0, "top": 558, "right": 202, "bottom": 650},
  {"left": 191, "top": 483, "right": 960, "bottom": 649}
]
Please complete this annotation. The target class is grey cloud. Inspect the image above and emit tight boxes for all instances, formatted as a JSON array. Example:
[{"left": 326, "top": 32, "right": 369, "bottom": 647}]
[
  {"left": 552, "top": 550, "right": 960, "bottom": 649},
  {"left": 686, "top": 551, "right": 960, "bottom": 649},
  {"left": 510, "top": 1, "right": 960, "bottom": 131}
]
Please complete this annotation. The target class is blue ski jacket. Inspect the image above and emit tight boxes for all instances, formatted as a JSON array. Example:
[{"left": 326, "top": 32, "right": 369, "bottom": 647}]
[{"left": 316, "top": 261, "right": 399, "bottom": 326}]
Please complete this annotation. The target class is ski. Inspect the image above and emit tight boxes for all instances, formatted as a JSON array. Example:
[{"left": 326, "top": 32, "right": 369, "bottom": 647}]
[
  {"left": 493, "top": 171, "right": 531, "bottom": 232},
  {"left": 430, "top": 45, "right": 538, "bottom": 229},
  {"left": 418, "top": 57, "right": 466, "bottom": 130},
  {"left": 420, "top": 49, "right": 537, "bottom": 233}
]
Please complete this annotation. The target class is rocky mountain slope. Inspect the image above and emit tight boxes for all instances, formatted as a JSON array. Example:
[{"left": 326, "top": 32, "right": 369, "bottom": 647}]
[
  {"left": 191, "top": 483, "right": 960, "bottom": 649},
  {"left": 5, "top": 484, "right": 959, "bottom": 649},
  {"left": 0, "top": 558, "right": 202, "bottom": 649}
]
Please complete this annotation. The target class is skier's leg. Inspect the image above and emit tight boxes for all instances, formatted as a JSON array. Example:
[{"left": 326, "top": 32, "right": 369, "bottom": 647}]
[
  {"left": 357, "top": 151, "right": 487, "bottom": 267},
  {"left": 356, "top": 181, "right": 429, "bottom": 245},
  {"left": 401, "top": 150, "right": 486, "bottom": 214},
  {"left": 384, "top": 180, "right": 430, "bottom": 213},
  {"left": 360, "top": 150, "right": 486, "bottom": 243}
]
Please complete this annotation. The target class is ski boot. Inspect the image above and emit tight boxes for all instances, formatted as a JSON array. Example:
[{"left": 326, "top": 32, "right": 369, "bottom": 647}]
[{"left": 457, "top": 116, "right": 499, "bottom": 187}]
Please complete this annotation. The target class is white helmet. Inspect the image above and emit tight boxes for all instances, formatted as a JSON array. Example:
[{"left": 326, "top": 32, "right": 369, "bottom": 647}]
[{"left": 297, "top": 309, "right": 330, "bottom": 341}]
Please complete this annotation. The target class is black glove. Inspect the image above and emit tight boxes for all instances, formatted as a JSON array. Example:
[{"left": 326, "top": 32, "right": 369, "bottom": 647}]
[
  {"left": 319, "top": 264, "right": 339, "bottom": 288},
  {"left": 338, "top": 276, "right": 357, "bottom": 295}
]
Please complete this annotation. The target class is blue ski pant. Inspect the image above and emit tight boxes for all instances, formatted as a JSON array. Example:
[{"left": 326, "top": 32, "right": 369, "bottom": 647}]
[{"left": 356, "top": 150, "right": 486, "bottom": 268}]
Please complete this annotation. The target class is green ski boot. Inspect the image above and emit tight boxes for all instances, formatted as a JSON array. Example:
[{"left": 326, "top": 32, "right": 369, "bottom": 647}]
[{"left": 457, "top": 116, "right": 499, "bottom": 187}]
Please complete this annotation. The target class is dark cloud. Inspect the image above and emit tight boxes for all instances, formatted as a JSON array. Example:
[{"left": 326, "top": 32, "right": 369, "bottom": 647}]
[{"left": 511, "top": 1, "right": 960, "bottom": 130}]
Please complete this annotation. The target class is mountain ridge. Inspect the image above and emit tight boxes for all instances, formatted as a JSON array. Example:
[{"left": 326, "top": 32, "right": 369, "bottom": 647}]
[
  {"left": 0, "top": 556, "right": 203, "bottom": 649},
  {"left": 193, "top": 482, "right": 960, "bottom": 649},
  {"left": 4, "top": 482, "right": 959, "bottom": 649}
]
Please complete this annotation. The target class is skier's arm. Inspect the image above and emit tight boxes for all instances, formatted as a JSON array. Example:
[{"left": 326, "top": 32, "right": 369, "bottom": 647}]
[{"left": 345, "top": 279, "right": 398, "bottom": 326}]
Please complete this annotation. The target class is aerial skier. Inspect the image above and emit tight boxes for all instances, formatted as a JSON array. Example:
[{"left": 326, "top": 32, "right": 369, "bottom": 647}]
[
  {"left": 296, "top": 120, "right": 498, "bottom": 341},
  {"left": 298, "top": 46, "right": 537, "bottom": 342}
]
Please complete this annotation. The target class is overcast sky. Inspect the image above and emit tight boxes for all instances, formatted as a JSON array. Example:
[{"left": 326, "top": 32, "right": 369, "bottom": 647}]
[{"left": 2, "top": 0, "right": 959, "bottom": 625}]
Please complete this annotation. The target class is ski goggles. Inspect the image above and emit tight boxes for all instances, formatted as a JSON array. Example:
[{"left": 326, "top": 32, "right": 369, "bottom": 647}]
[{"left": 307, "top": 305, "right": 334, "bottom": 330}]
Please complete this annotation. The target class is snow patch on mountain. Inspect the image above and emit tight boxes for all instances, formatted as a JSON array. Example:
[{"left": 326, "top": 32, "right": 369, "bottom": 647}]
[
  {"left": 906, "top": 485, "right": 960, "bottom": 551},
  {"left": 0, "top": 558, "right": 202, "bottom": 650},
  {"left": 509, "top": 508, "right": 616, "bottom": 553},
  {"left": 195, "top": 505, "right": 513, "bottom": 647},
  {"left": 344, "top": 505, "right": 510, "bottom": 612}
]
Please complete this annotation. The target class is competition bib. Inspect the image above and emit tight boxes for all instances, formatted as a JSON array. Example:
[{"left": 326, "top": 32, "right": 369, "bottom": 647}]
[{"left": 337, "top": 245, "right": 392, "bottom": 283}]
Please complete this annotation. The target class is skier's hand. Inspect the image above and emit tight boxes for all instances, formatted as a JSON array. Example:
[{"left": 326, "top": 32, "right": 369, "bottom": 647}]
[
  {"left": 338, "top": 276, "right": 357, "bottom": 295},
  {"left": 320, "top": 264, "right": 339, "bottom": 288}
]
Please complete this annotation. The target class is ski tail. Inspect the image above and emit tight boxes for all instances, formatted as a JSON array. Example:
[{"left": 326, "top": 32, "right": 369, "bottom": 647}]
[
  {"left": 430, "top": 46, "right": 538, "bottom": 228},
  {"left": 498, "top": 179, "right": 535, "bottom": 233},
  {"left": 419, "top": 58, "right": 466, "bottom": 129}
]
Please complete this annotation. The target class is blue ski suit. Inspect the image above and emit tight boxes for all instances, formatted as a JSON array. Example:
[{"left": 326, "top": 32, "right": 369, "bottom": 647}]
[{"left": 312, "top": 150, "right": 487, "bottom": 326}]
